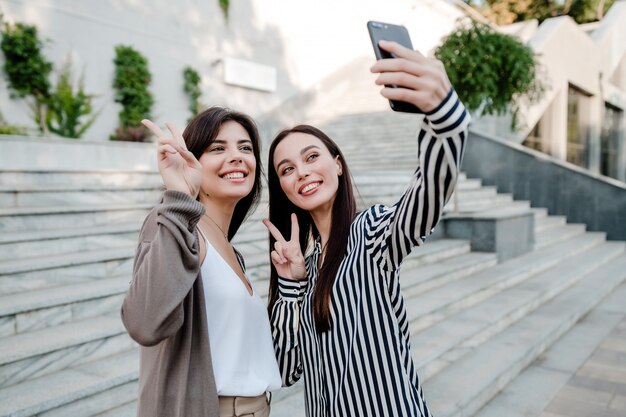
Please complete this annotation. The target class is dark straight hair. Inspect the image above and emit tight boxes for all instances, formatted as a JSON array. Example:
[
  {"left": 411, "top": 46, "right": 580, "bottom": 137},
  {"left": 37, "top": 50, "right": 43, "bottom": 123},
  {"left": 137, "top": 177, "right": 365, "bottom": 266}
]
[
  {"left": 267, "top": 125, "right": 356, "bottom": 333},
  {"left": 183, "top": 106, "right": 263, "bottom": 240}
]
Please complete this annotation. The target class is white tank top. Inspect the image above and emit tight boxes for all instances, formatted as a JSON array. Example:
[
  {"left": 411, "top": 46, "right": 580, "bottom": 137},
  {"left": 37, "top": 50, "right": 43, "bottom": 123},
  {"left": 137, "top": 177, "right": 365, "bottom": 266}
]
[{"left": 199, "top": 234, "right": 282, "bottom": 396}]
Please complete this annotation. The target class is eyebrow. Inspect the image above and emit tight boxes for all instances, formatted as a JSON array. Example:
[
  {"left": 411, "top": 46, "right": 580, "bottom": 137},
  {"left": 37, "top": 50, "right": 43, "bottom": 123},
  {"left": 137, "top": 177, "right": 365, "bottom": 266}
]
[
  {"left": 276, "top": 145, "right": 321, "bottom": 170},
  {"left": 213, "top": 139, "right": 253, "bottom": 144}
]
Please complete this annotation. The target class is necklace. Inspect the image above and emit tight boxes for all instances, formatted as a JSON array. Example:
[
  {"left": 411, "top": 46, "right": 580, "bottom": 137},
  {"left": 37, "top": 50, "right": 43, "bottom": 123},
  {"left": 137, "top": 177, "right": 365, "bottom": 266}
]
[{"left": 203, "top": 213, "right": 229, "bottom": 241}]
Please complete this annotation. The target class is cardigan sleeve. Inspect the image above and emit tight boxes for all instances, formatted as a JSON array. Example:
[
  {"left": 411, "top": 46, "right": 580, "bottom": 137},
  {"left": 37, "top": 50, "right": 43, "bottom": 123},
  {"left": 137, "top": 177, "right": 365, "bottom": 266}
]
[
  {"left": 121, "top": 190, "right": 205, "bottom": 346},
  {"left": 373, "top": 89, "right": 470, "bottom": 271},
  {"left": 270, "top": 276, "right": 308, "bottom": 387}
]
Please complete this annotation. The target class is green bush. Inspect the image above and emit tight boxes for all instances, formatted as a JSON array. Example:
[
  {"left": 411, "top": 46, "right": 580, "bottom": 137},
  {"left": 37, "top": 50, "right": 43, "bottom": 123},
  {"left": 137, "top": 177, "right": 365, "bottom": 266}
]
[
  {"left": 111, "top": 45, "right": 153, "bottom": 141},
  {"left": 183, "top": 66, "right": 202, "bottom": 122},
  {"left": 435, "top": 21, "right": 544, "bottom": 129},
  {"left": 219, "top": 0, "right": 230, "bottom": 19},
  {"left": 0, "top": 21, "right": 52, "bottom": 132},
  {"left": 46, "top": 58, "right": 99, "bottom": 138}
]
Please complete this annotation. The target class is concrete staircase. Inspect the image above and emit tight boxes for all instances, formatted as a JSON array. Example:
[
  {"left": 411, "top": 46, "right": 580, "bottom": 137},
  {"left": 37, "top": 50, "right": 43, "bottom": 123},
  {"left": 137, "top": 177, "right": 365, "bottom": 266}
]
[{"left": 0, "top": 110, "right": 624, "bottom": 417}]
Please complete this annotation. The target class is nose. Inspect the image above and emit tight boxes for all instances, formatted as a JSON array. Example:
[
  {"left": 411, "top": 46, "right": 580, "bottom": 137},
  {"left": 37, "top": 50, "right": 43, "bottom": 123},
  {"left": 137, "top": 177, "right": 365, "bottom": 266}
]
[
  {"left": 295, "top": 164, "right": 310, "bottom": 180},
  {"left": 228, "top": 149, "right": 244, "bottom": 164}
]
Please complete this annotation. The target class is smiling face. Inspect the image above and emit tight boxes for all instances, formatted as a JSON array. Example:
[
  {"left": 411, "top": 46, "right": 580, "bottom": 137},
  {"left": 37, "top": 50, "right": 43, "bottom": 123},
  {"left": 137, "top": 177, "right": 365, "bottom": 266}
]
[
  {"left": 272, "top": 132, "right": 343, "bottom": 214},
  {"left": 199, "top": 120, "right": 256, "bottom": 203}
]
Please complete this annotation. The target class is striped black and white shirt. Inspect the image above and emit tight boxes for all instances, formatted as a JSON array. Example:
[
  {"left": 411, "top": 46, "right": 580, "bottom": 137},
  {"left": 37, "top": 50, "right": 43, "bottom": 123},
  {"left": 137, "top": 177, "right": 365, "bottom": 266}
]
[{"left": 271, "top": 89, "right": 470, "bottom": 417}]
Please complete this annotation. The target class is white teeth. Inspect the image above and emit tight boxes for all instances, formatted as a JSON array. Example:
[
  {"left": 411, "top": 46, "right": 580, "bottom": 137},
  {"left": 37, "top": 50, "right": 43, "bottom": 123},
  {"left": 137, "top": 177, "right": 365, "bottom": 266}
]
[
  {"left": 301, "top": 183, "right": 320, "bottom": 193},
  {"left": 223, "top": 172, "right": 244, "bottom": 179}
]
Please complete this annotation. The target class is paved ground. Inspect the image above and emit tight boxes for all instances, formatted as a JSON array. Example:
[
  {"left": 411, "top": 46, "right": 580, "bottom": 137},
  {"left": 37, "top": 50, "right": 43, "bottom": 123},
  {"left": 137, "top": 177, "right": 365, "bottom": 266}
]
[{"left": 541, "top": 316, "right": 626, "bottom": 417}]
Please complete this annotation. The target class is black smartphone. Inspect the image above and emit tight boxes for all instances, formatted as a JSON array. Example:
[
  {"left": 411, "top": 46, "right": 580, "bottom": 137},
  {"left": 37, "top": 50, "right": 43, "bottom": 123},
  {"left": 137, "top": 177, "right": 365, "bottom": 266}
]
[{"left": 367, "top": 20, "right": 422, "bottom": 113}]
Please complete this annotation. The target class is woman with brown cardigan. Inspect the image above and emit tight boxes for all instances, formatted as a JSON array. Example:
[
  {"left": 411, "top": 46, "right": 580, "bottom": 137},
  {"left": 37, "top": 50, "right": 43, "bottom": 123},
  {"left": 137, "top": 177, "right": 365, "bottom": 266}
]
[{"left": 121, "top": 107, "right": 281, "bottom": 417}]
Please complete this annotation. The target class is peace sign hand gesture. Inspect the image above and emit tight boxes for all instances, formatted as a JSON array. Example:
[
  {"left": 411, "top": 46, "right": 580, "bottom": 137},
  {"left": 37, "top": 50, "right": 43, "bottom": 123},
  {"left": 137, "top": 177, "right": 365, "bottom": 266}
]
[
  {"left": 142, "top": 119, "right": 203, "bottom": 198},
  {"left": 263, "top": 214, "right": 307, "bottom": 281}
]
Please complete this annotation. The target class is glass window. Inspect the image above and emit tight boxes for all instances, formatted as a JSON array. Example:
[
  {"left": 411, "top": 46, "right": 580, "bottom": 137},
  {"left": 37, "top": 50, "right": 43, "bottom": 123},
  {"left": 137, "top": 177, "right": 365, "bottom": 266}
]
[
  {"left": 600, "top": 103, "right": 622, "bottom": 180},
  {"left": 566, "top": 86, "right": 589, "bottom": 168}
]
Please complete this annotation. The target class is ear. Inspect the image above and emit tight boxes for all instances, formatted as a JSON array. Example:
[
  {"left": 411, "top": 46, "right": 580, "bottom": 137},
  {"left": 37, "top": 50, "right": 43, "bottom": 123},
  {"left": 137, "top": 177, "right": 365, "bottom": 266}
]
[{"left": 335, "top": 156, "right": 343, "bottom": 176}]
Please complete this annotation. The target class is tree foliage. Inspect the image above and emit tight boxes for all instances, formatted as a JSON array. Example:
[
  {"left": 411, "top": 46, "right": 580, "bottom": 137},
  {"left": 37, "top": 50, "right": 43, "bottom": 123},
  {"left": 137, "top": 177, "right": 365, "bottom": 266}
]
[
  {"left": 435, "top": 21, "right": 544, "bottom": 128},
  {"left": 463, "top": 0, "right": 616, "bottom": 24}
]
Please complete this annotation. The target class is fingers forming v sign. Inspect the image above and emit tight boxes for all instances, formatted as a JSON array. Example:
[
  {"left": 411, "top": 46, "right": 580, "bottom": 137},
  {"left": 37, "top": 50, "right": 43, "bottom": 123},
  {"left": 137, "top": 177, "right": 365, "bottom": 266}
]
[
  {"left": 370, "top": 40, "right": 451, "bottom": 113},
  {"left": 142, "top": 119, "right": 203, "bottom": 198},
  {"left": 263, "top": 214, "right": 307, "bottom": 281}
]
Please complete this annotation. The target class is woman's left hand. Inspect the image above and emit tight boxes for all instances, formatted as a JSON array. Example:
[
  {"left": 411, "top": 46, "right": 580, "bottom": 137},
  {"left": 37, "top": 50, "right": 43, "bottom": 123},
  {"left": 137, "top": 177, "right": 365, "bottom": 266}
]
[{"left": 370, "top": 40, "right": 452, "bottom": 113}]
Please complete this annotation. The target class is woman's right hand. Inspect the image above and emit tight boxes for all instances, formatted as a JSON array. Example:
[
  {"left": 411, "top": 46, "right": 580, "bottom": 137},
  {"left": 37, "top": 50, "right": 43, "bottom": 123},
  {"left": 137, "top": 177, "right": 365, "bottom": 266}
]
[
  {"left": 263, "top": 214, "right": 307, "bottom": 281},
  {"left": 142, "top": 119, "right": 203, "bottom": 198}
]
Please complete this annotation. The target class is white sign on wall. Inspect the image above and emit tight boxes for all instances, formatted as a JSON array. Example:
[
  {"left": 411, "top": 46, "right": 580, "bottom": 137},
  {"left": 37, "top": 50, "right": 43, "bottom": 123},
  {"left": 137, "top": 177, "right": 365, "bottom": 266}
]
[{"left": 223, "top": 57, "right": 277, "bottom": 92}]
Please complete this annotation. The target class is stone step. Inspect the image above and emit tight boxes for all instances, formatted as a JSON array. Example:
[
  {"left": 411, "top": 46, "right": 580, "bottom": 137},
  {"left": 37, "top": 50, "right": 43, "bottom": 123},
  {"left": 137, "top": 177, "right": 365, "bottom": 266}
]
[
  {"left": 535, "top": 223, "right": 587, "bottom": 249},
  {"left": 0, "top": 315, "right": 131, "bottom": 389},
  {"left": 0, "top": 203, "right": 152, "bottom": 233},
  {"left": 530, "top": 207, "right": 549, "bottom": 218},
  {"left": 401, "top": 252, "right": 498, "bottom": 298},
  {"left": 354, "top": 185, "right": 498, "bottom": 203},
  {"left": 0, "top": 187, "right": 162, "bottom": 208},
  {"left": 0, "top": 349, "right": 138, "bottom": 417},
  {"left": 424, "top": 250, "right": 626, "bottom": 417},
  {"left": 0, "top": 277, "right": 128, "bottom": 336},
  {"left": 267, "top": 241, "right": 624, "bottom": 417},
  {"left": 412, "top": 241, "right": 626, "bottom": 381},
  {"left": 357, "top": 192, "right": 519, "bottom": 212},
  {"left": 0, "top": 170, "right": 161, "bottom": 189},
  {"left": 0, "top": 224, "right": 140, "bottom": 262},
  {"left": 405, "top": 231, "right": 607, "bottom": 335},
  {"left": 473, "top": 282, "right": 626, "bottom": 417},
  {"left": 42, "top": 381, "right": 137, "bottom": 417},
  {"left": 92, "top": 398, "right": 137, "bottom": 417},
  {"left": 0, "top": 247, "right": 135, "bottom": 296},
  {"left": 534, "top": 214, "right": 567, "bottom": 232}
]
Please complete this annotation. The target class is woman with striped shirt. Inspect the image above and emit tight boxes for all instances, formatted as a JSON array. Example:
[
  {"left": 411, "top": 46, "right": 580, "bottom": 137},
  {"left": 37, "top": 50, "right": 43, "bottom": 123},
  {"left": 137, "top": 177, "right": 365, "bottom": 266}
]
[{"left": 262, "top": 40, "right": 470, "bottom": 417}]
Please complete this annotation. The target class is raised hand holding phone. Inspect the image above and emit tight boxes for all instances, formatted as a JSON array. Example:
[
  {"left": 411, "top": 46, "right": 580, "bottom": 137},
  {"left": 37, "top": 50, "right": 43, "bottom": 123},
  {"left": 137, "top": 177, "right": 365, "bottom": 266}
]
[
  {"left": 368, "top": 21, "right": 451, "bottom": 113},
  {"left": 370, "top": 40, "right": 451, "bottom": 114}
]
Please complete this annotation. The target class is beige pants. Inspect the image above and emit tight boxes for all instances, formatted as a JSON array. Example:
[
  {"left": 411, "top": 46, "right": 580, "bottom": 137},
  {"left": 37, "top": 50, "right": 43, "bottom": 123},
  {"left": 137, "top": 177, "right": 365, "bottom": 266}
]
[{"left": 219, "top": 394, "right": 270, "bottom": 417}]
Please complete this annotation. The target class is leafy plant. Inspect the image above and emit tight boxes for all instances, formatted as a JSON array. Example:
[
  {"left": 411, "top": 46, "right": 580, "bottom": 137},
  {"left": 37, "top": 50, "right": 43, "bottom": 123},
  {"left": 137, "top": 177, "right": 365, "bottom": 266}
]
[
  {"left": 0, "top": 124, "right": 27, "bottom": 135},
  {"left": 0, "top": 111, "right": 27, "bottom": 135},
  {"left": 219, "top": 0, "right": 229, "bottom": 19},
  {"left": 435, "top": 21, "right": 544, "bottom": 129},
  {"left": 111, "top": 45, "right": 153, "bottom": 141},
  {"left": 46, "top": 58, "right": 99, "bottom": 138},
  {"left": 183, "top": 66, "right": 202, "bottom": 122},
  {"left": 0, "top": 20, "right": 52, "bottom": 132}
]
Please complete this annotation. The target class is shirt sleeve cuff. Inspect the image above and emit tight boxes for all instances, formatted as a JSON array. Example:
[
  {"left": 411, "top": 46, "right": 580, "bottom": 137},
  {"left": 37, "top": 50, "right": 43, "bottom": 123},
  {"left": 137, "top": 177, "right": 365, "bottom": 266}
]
[
  {"left": 424, "top": 89, "right": 471, "bottom": 136},
  {"left": 278, "top": 277, "right": 307, "bottom": 300}
]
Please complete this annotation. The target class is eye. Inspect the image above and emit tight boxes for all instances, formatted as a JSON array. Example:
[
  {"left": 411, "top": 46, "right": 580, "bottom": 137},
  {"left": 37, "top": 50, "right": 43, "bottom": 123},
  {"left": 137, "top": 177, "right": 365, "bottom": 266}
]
[
  {"left": 280, "top": 166, "right": 294, "bottom": 176},
  {"left": 209, "top": 145, "right": 225, "bottom": 152},
  {"left": 306, "top": 153, "right": 319, "bottom": 162},
  {"left": 239, "top": 145, "right": 253, "bottom": 152}
]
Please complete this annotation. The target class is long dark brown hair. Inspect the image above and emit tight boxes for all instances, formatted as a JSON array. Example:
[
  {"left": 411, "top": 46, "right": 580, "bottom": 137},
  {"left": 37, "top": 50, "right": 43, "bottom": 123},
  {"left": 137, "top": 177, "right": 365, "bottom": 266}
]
[
  {"left": 183, "top": 106, "right": 263, "bottom": 240},
  {"left": 267, "top": 125, "right": 356, "bottom": 333}
]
